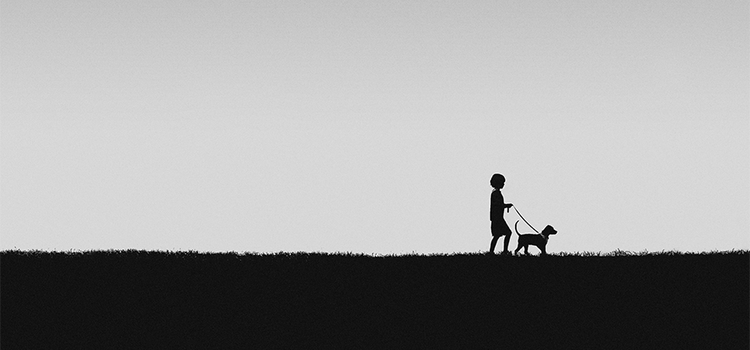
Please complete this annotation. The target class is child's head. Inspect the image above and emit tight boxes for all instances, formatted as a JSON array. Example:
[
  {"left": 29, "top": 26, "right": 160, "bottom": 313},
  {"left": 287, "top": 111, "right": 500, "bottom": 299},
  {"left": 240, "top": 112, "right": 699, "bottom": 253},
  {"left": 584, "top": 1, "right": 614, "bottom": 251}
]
[{"left": 490, "top": 173, "right": 505, "bottom": 189}]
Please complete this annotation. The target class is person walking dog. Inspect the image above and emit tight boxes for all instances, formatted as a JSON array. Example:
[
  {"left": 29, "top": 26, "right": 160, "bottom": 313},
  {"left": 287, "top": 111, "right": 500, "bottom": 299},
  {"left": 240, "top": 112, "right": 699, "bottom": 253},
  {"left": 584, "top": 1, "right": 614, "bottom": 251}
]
[{"left": 489, "top": 173, "right": 513, "bottom": 255}]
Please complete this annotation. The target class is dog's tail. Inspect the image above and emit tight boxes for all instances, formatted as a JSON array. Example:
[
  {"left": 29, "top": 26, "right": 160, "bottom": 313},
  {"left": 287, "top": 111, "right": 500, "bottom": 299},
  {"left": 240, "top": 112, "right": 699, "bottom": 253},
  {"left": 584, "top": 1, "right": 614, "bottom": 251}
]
[{"left": 514, "top": 220, "right": 521, "bottom": 236}]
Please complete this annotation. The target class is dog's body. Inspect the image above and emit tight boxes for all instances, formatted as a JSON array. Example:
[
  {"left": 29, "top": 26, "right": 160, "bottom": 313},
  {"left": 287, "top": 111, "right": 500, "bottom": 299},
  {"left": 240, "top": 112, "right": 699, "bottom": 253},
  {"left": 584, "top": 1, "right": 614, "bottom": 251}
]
[{"left": 514, "top": 221, "right": 557, "bottom": 256}]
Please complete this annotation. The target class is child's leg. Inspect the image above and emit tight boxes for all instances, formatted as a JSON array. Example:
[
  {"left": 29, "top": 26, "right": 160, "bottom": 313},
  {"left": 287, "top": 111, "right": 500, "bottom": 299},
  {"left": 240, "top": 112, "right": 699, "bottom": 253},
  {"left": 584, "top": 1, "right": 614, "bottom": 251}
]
[
  {"left": 489, "top": 236, "right": 499, "bottom": 253},
  {"left": 502, "top": 234, "right": 512, "bottom": 253}
]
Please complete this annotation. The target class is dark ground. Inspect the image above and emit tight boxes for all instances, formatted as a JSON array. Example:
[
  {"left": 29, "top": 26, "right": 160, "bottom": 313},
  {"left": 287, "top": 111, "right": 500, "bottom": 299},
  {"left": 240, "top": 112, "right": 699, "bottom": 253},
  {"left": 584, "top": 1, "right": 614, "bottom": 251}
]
[{"left": 2, "top": 250, "right": 748, "bottom": 349}]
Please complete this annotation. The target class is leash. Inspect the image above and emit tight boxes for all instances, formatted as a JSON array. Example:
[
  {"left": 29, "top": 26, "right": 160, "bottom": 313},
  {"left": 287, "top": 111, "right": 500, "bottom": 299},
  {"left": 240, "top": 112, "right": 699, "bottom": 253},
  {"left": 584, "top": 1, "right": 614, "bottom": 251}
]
[{"left": 512, "top": 206, "right": 539, "bottom": 234}]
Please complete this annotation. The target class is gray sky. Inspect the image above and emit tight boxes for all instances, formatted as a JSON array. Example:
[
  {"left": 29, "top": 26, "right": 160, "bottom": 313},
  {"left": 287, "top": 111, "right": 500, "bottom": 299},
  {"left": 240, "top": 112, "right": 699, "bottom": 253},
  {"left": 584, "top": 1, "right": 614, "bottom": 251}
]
[{"left": 1, "top": 0, "right": 748, "bottom": 254}]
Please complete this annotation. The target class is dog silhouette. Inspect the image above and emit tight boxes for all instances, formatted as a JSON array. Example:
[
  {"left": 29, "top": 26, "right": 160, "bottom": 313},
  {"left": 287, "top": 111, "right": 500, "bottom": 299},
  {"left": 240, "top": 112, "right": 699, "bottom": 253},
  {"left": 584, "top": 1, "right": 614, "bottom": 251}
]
[{"left": 514, "top": 221, "right": 557, "bottom": 256}]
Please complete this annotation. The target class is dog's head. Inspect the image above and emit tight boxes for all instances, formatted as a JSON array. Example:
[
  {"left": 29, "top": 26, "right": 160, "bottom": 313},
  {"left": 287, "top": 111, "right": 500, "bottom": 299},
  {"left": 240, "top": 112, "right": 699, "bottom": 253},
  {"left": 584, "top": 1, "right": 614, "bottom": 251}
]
[{"left": 541, "top": 225, "right": 557, "bottom": 237}]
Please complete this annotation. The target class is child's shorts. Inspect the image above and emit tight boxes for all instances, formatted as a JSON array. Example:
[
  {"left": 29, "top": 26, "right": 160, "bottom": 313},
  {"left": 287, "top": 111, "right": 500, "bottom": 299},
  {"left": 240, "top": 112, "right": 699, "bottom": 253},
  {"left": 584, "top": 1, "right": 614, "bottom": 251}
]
[{"left": 491, "top": 220, "right": 512, "bottom": 237}]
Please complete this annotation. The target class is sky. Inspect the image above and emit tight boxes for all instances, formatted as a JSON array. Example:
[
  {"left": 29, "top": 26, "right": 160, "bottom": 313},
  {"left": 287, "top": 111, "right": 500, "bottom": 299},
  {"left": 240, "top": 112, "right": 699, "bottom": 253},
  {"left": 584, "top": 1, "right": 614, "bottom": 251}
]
[{"left": 1, "top": 0, "right": 748, "bottom": 254}]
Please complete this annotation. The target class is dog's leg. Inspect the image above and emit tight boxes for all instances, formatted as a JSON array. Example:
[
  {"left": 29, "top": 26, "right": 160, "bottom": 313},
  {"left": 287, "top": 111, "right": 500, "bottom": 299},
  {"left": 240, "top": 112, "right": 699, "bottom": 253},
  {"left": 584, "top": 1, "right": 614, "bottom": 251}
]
[{"left": 523, "top": 245, "right": 529, "bottom": 255}]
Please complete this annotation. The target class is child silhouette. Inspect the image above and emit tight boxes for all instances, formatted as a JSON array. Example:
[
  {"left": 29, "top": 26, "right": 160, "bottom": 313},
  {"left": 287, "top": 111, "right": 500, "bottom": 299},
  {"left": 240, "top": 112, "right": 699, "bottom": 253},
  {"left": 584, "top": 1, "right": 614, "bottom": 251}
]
[{"left": 489, "top": 173, "right": 513, "bottom": 255}]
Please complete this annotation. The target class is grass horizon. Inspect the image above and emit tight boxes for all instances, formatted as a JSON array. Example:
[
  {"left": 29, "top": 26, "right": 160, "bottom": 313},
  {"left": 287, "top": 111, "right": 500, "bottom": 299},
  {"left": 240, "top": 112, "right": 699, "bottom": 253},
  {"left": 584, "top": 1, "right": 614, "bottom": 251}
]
[
  {"left": 2, "top": 248, "right": 747, "bottom": 257},
  {"left": 3, "top": 245, "right": 747, "bottom": 348}
]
